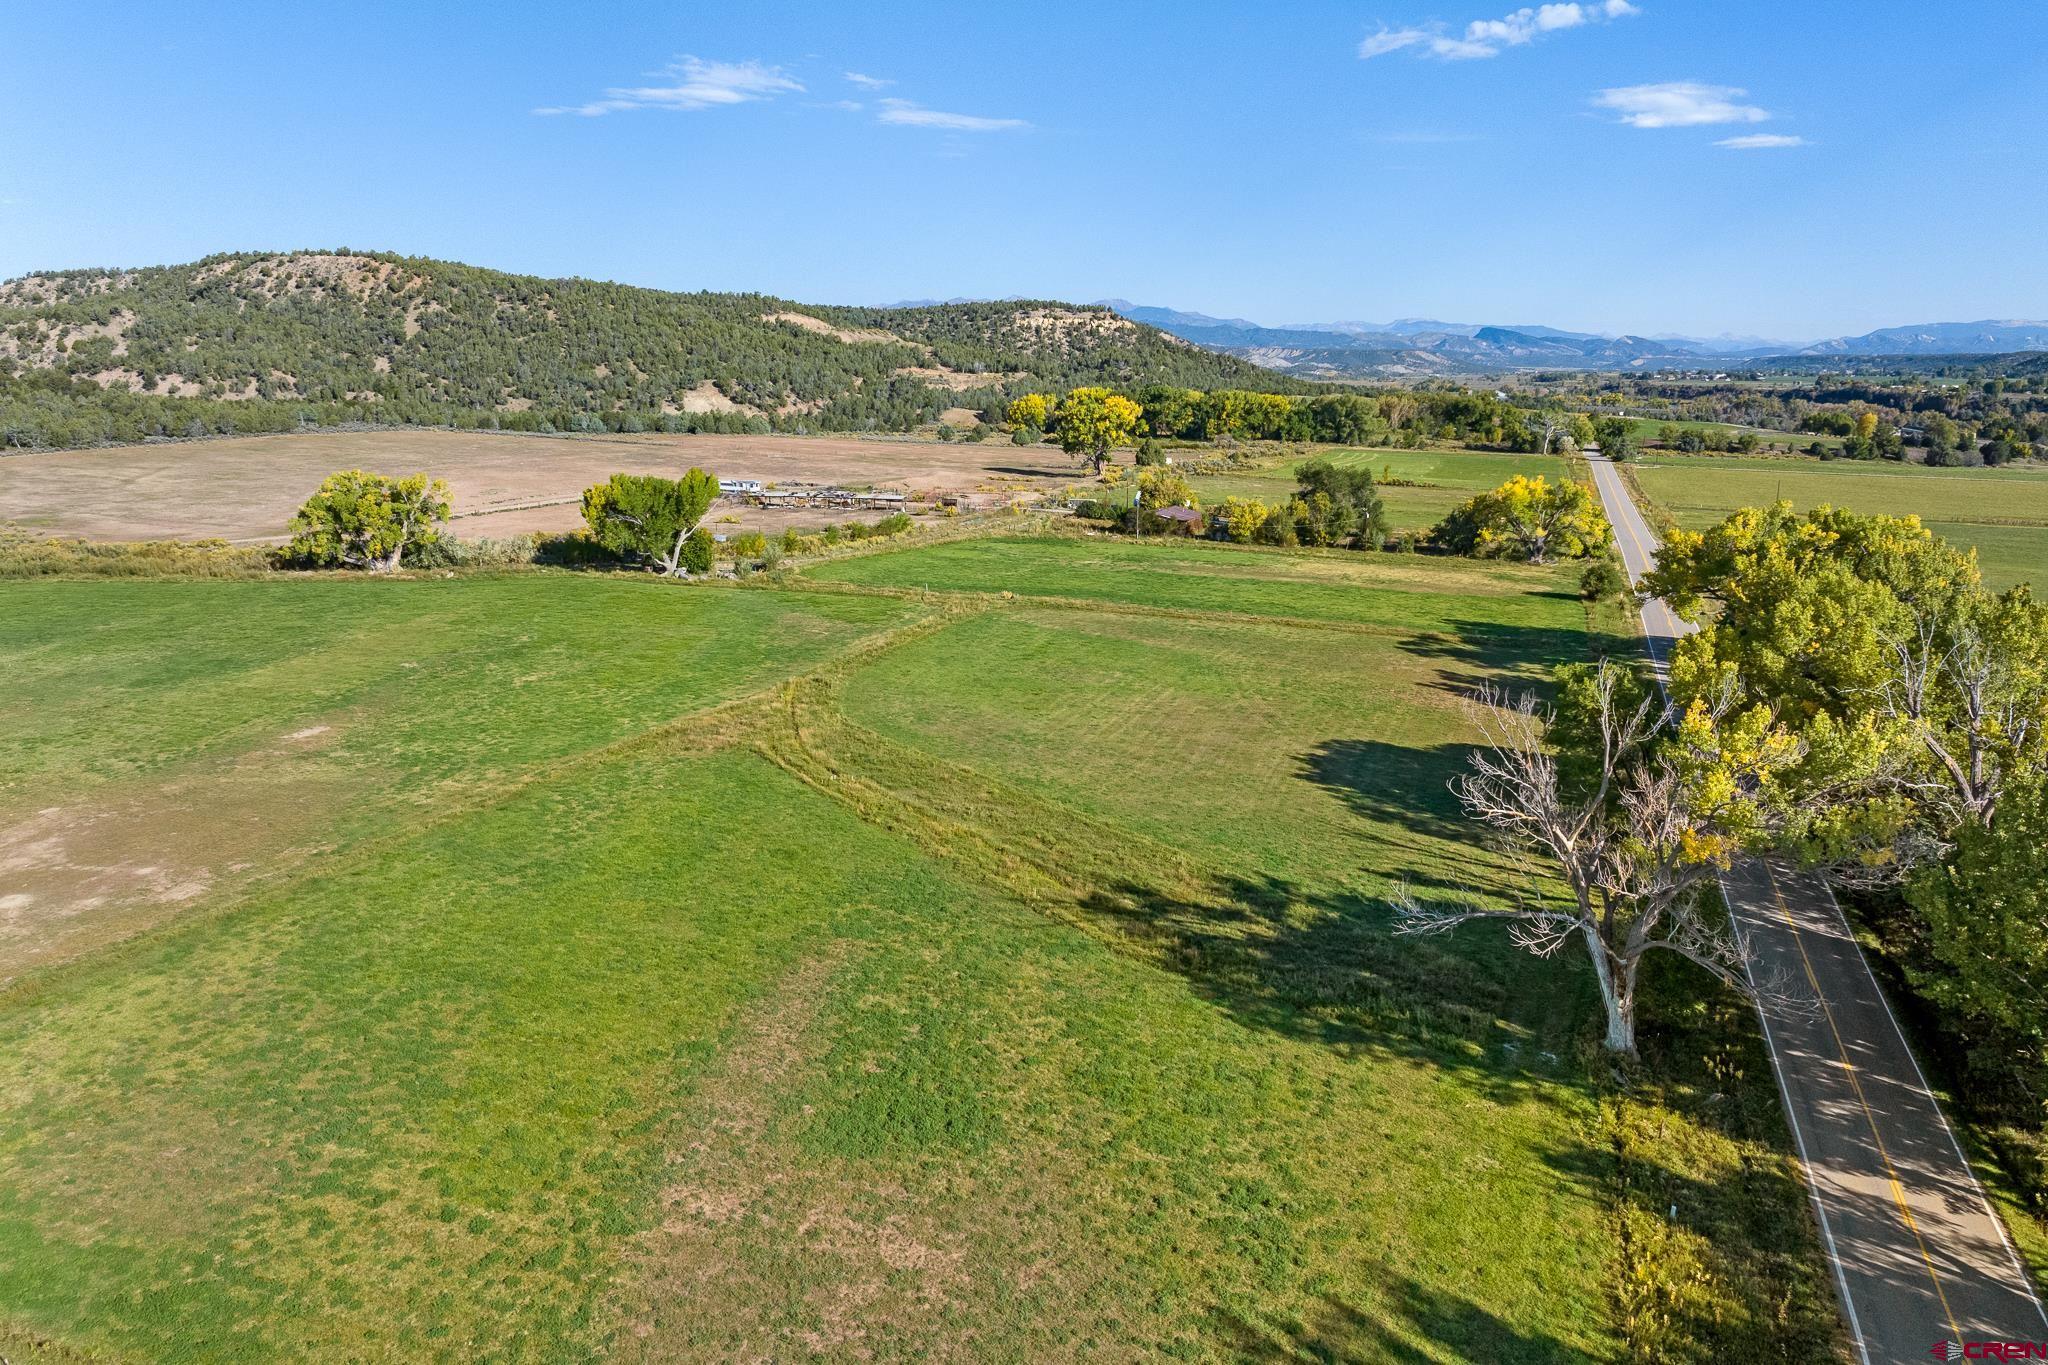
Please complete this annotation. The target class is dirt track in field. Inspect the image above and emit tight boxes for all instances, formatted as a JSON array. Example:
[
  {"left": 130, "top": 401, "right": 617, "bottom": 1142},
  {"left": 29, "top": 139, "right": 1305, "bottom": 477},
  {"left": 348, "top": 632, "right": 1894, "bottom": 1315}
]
[{"left": 0, "top": 429, "right": 1083, "bottom": 543}]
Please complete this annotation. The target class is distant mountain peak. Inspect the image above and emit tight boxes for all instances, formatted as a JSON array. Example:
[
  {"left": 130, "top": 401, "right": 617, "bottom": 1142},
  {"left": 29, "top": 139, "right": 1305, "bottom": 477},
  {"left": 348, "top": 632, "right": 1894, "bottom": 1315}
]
[{"left": 1097, "top": 299, "right": 2048, "bottom": 377}]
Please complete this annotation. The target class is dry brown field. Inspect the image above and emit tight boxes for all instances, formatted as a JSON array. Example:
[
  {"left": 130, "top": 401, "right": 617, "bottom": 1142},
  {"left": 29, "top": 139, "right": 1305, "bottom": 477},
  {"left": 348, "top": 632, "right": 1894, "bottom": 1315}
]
[{"left": 0, "top": 428, "right": 1082, "bottom": 542}]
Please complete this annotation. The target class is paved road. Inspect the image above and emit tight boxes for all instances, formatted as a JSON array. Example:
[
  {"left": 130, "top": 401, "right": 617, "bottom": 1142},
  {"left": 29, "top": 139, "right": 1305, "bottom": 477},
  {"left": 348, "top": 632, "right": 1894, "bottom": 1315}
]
[{"left": 1588, "top": 454, "right": 2048, "bottom": 1363}]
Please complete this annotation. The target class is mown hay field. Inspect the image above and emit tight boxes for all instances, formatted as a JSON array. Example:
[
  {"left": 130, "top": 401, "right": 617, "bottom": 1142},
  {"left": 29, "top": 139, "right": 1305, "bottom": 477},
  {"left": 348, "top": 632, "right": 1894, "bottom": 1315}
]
[
  {"left": 1629, "top": 453, "right": 2048, "bottom": 588},
  {"left": 0, "top": 535, "right": 1834, "bottom": 1361}
]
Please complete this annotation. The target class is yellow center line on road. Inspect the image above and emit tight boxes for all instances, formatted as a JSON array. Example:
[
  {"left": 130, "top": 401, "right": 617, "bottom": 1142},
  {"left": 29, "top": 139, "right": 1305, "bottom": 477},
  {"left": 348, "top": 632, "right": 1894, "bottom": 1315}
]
[
  {"left": 1597, "top": 457, "right": 1957, "bottom": 1354},
  {"left": 1764, "top": 861, "right": 1964, "bottom": 1345}
]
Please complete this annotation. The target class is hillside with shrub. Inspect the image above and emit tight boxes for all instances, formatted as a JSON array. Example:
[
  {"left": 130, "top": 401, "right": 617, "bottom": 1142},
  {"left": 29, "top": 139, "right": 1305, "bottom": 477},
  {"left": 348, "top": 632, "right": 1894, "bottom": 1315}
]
[{"left": 0, "top": 251, "right": 1303, "bottom": 449}]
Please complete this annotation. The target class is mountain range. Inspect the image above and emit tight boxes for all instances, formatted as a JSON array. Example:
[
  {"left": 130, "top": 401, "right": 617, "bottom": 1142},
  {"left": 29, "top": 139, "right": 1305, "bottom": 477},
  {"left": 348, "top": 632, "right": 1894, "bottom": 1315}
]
[{"left": 1098, "top": 302, "right": 2048, "bottom": 376}]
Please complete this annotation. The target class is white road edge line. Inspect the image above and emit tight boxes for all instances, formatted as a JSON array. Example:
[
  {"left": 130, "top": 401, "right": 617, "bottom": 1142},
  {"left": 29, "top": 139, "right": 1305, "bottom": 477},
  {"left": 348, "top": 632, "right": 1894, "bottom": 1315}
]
[
  {"left": 1726, "top": 873, "right": 1873, "bottom": 1364},
  {"left": 1593, "top": 453, "right": 1873, "bottom": 1357},
  {"left": 1814, "top": 879, "right": 2048, "bottom": 1329}
]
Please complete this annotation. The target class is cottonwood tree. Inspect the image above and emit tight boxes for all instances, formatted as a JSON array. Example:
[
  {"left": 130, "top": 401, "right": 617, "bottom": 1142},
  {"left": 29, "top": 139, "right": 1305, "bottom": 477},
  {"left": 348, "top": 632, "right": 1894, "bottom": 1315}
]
[
  {"left": 1005, "top": 392, "right": 1051, "bottom": 432},
  {"left": 286, "top": 469, "right": 450, "bottom": 571},
  {"left": 1905, "top": 776, "right": 2048, "bottom": 1103},
  {"left": 1645, "top": 502, "right": 2046, "bottom": 856},
  {"left": 1434, "top": 475, "right": 1611, "bottom": 563},
  {"left": 1052, "top": 387, "right": 1142, "bottom": 473},
  {"left": 580, "top": 468, "right": 719, "bottom": 576},
  {"left": 1391, "top": 662, "right": 1804, "bottom": 1055},
  {"left": 1592, "top": 416, "right": 1639, "bottom": 462},
  {"left": 1295, "top": 457, "right": 1384, "bottom": 546}
]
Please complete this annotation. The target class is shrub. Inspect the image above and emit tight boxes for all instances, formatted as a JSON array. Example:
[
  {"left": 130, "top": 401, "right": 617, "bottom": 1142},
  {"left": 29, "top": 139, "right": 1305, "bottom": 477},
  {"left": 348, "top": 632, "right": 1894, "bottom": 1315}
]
[
  {"left": 726, "top": 531, "right": 768, "bottom": 560},
  {"left": 0, "top": 532, "right": 271, "bottom": 579},
  {"left": 533, "top": 530, "right": 615, "bottom": 567},
  {"left": 1214, "top": 496, "right": 1272, "bottom": 543},
  {"left": 681, "top": 527, "right": 715, "bottom": 574},
  {"left": 1070, "top": 495, "right": 1129, "bottom": 522},
  {"left": 404, "top": 534, "right": 541, "bottom": 569},
  {"left": 1580, "top": 556, "right": 1630, "bottom": 601},
  {"left": 1256, "top": 506, "right": 1299, "bottom": 547}
]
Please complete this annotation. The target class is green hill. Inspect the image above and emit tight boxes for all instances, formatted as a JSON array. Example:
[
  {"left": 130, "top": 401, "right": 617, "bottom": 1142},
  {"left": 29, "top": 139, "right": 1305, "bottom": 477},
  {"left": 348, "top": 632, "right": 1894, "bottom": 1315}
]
[{"left": 0, "top": 251, "right": 1302, "bottom": 449}]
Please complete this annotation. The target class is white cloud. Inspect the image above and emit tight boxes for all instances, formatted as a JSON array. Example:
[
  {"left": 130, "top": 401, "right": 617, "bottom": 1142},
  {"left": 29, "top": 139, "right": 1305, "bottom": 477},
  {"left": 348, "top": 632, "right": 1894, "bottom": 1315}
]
[
  {"left": 535, "top": 57, "right": 802, "bottom": 116},
  {"left": 1359, "top": 27, "right": 1432, "bottom": 58},
  {"left": 1594, "top": 81, "right": 1769, "bottom": 128},
  {"left": 844, "top": 72, "right": 893, "bottom": 89},
  {"left": 1361, "top": 1, "right": 1637, "bottom": 61},
  {"left": 876, "top": 98, "right": 1029, "bottom": 132},
  {"left": 1717, "top": 132, "right": 1805, "bottom": 149}
]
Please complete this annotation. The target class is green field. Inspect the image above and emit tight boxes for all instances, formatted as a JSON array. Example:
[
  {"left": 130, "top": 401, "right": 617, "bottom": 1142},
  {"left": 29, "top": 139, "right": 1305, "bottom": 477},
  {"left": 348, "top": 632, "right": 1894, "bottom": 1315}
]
[
  {"left": 1180, "top": 446, "right": 1572, "bottom": 531},
  {"left": 1629, "top": 454, "right": 2048, "bottom": 587},
  {"left": 0, "top": 578, "right": 915, "bottom": 977},
  {"left": 0, "top": 542, "right": 1834, "bottom": 1361},
  {"left": 1617, "top": 417, "right": 1838, "bottom": 451}
]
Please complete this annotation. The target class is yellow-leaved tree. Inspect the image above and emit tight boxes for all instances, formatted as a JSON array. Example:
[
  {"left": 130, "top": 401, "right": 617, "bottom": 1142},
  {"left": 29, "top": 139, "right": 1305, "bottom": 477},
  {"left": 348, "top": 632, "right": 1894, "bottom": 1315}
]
[
  {"left": 1052, "top": 387, "right": 1141, "bottom": 473},
  {"left": 1005, "top": 393, "right": 1052, "bottom": 431},
  {"left": 1434, "top": 475, "right": 1611, "bottom": 563}
]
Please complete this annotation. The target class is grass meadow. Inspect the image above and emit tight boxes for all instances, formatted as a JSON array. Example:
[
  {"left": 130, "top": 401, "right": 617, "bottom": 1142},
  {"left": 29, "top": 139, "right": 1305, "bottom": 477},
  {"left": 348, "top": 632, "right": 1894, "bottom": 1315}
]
[
  {"left": 1616, "top": 417, "right": 1840, "bottom": 453},
  {"left": 1628, "top": 453, "right": 2048, "bottom": 588},
  {"left": 0, "top": 537, "right": 1836, "bottom": 1362},
  {"left": 1181, "top": 447, "right": 1572, "bottom": 532}
]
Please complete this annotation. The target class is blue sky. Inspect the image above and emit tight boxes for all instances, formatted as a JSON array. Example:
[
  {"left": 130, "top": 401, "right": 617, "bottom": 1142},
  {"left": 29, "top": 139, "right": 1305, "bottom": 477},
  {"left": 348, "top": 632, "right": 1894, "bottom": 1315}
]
[{"left": 4, "top": 1, "right": 2043, "bottom": 339}]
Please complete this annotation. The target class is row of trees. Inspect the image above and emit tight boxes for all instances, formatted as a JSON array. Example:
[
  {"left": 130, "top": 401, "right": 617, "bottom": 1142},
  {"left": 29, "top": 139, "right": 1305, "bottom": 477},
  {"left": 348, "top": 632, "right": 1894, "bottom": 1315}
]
[
  {"left": 1553, "top": 372, "right": 2048, "bottom": 458},
  {"left": 1007, "top": 385, "right": 1583, "bottom": 455}
]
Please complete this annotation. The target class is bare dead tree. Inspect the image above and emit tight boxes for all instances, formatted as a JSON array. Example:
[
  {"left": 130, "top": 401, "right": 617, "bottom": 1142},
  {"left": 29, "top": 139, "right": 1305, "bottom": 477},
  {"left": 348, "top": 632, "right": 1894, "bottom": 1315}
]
[{"left": 1391, "top": 664, "right": 1803, "bottom": 1054}]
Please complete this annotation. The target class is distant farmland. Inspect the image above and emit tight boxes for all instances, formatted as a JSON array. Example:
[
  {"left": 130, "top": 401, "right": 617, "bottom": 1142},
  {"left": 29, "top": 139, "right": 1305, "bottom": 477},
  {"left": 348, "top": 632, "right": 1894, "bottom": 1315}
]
[
  {"left": 1181, "top": 447, "right": 1576, "bottom": 533},
  {"left": 1628, "top": 453, "right": 2048, "bottom": 587}
]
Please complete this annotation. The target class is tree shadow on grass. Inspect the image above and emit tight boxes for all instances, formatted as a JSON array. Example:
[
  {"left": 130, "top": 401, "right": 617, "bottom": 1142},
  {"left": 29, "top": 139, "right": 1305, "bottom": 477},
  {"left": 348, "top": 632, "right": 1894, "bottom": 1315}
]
[
  {"left": 1397, "top": 617, "right": 1638, "bottom": 694},
  {"left": 1296, "top": 738, "right": 1475, "bottom": 849},
  {"left": 984, "top": 464, "right": 1072, "bottom": 480},
  {"left": 1074, "top": 860, "right": 1594, "bottom": 1110},
  {"left": 1211, "top": 1281, "right": 1589, "bottom": 1364}
]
